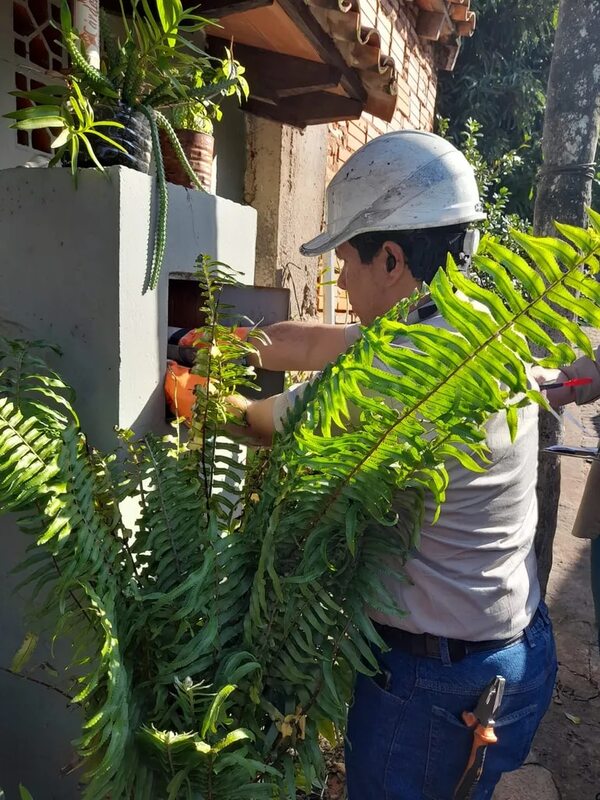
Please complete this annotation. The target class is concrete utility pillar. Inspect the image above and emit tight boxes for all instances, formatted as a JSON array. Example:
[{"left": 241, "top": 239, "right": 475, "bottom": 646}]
[
  {"left": 244, "top": 117, "right": 328, "bottom": 319},
  {"left": 0, "top": 165, "right": 257, "bottom": 798},
  {"left": 0, "top": 166, "right": 256, "bottom": 449}
]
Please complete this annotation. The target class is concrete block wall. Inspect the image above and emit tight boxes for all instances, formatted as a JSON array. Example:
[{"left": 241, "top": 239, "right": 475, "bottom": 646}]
[
  {"left": 0, "top": 165, "right": 257, "bottom": 797},
  {"left": 0, "top": 166, "right": 257, "bottom": 450}
]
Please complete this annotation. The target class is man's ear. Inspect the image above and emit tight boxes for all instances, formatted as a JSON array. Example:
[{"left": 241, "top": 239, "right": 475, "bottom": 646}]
[{"left": 382, "top": 241, "right": 406, "bottom": 280}]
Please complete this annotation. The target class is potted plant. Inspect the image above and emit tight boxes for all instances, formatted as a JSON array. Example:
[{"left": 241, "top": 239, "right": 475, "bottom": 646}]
[
  {"left": 160, "top": 55, "right": 249, "bottom": 190},
  {"left": 4, "top": 0, "right": 248, "bottom": 291}
]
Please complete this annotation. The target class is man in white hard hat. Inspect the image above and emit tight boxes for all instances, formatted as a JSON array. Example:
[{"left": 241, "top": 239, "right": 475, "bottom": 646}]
[{"left": 168, "top": 131, "right": 557, "bottom": 798}]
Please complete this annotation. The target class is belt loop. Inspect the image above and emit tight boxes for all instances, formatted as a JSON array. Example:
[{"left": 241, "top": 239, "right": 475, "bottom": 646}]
[
  {"left": 439, "top": 636, "right": 452, "bottom": 666},
  {"left": 524, "top": 623, "right": 536, "bottom": 648}
]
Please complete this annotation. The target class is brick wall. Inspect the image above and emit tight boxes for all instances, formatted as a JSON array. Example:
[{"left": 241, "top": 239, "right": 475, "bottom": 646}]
[
  {"left": 320, "top": 0, "right": 438, "bottom": 321},
  {"left": 327, "top": 0, "right": 437, "bottom": 182}
]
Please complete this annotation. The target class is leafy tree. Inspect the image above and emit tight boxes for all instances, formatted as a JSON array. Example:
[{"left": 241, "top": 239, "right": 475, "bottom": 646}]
[
  {"left": 532, "top": 0, "right": 600, "bottom": 593},
  {"left": 438, "top": 116, "right": 528, "bottom": 243},
  {"left": 437, "top": 0, "right": 558, "bottom": 217},
  {"left": 2, "top": 217, "right": 600, "bottom": 797}
]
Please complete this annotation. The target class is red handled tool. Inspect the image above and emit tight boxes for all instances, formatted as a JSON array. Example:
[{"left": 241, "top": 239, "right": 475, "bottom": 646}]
[
  {"left": 454, "top": 675, "right": 506, "bottom": 799},
  {"left": 541, "top": 377, "right": 593, "bottom": 390}
]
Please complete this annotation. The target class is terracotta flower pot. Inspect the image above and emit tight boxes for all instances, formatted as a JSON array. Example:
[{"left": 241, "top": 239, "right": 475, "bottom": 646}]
[{"left": 159, "top": 128, "right": 214, "bottom": 190}]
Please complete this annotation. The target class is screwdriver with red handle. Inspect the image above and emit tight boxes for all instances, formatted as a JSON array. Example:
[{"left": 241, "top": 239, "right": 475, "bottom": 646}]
[
  {"left": 454, "top": 675, "right": 506, "bottom": 800},
  {"left": 540, "top": 377, "right": 593, "bottom": 390}
]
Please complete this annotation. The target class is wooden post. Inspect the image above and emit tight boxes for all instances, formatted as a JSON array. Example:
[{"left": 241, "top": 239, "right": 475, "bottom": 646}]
[{"left": 533, "top": 0, "right": 600, "bottom": 594}]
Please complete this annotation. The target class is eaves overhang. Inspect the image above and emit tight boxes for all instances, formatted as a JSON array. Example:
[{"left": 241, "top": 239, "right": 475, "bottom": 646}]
[
  {"left": 202, "top": 0, "right": 399, "bottom": 125},
  {"left": 101, "top": 0, "right": 476, "bottom": 126}
]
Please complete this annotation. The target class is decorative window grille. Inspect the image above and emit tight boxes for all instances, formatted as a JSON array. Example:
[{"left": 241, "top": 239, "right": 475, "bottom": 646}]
[{"left": 12, "top": 0, "right": 71, "bottom": 153}]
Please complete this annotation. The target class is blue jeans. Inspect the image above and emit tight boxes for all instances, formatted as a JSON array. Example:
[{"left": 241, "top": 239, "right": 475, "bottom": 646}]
[
  {"left": 592, "top": 537, "right": 600, "bottom": 650},
  {"left": 345, "top": 604, "right": 557, "bottom": 800}
]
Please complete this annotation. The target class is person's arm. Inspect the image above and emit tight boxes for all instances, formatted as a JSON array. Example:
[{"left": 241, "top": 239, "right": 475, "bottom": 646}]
[
  {"left": 247, "top": 321, "right": 352, "bottom": 372},
  {"left": 178, "top": 321, "right": 356, "bottom": 373},
  {"left": 225, "top": 394, "right": 278, "bottom": 448}
]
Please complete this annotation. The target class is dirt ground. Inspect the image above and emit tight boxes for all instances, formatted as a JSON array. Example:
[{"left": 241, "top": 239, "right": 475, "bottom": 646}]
[{"left": 495, "top": 395, "right": 600, "bottom": 800}]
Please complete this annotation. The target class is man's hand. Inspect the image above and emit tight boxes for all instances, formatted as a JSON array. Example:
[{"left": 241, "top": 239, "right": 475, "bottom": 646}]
[
  {"left": 531, "top": 366, "right": 574, "bottom": 408},
  {"left": 165, "top": 362, "right": 277, "bottom": 446},
  {"left": 224, "top": 393, "right": 277, "bottom": 447},
  {"left": 165, "top": 361, "right": 208, "bottom": 421}
]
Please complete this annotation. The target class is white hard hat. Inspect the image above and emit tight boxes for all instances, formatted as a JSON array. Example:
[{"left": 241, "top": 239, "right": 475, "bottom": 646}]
[{"left": 301, "top": 130, "right": 485, "bottom": 257}]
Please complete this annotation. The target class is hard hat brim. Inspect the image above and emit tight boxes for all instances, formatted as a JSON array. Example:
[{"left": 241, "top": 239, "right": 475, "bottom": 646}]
[
  {"left": 300, "top": 228, "right": 343, "bottom": 257},
  {"left": 300, "top": 213, "right": 487, "bottom": 258}
]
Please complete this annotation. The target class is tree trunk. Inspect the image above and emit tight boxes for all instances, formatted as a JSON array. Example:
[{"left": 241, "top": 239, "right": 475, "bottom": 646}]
[{"left": 533, "top": 0, "right": 600, "bottom": 594}]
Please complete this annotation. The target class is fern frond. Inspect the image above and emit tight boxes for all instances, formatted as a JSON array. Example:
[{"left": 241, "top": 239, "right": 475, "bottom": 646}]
[
  {"left": 132, "top": 432, "right": 206, "bottom": 594},
  {"left": 0, "top": 398, "right": 61, "bottom": 512},
  {"left": 0, "top": 338, "right": 78, "bottom": 428},
  {"left": 237, "top": 213, "right": 600, "bottom": 788},
  {"left": 139, "top": 687, "right": 277, "bottom": 800},
  {"left": 75, "top": 589, "right": 132, "bottom": 800}
]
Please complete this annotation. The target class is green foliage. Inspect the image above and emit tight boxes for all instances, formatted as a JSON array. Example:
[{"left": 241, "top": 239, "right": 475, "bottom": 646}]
[
  {"left": 3, "top": 0, "right": 248, "bottom": 291},
  {"left": 438, "top": 117, "right": 528, "bottom": 244},
  {"left": 162, "top": 48, "right": 249, "bottom": 135},
  {"left": 437, "top": 0, "right": 558, "bottom": 218},
  {"left": 5, "top": 79, "right": 126, "bottom": 183},
  {"left": 2, "top": 216, "right": 600, "bottom": 797}
]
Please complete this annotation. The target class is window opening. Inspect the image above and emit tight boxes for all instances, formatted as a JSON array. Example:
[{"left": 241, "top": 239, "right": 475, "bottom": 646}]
[{"left": 12, "top": 0, "right": 71, "bottom": 153}]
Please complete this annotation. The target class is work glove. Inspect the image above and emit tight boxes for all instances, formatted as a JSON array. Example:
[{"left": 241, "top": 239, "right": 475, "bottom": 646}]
[
  {"left": 168, "top": 326, "right": 251, "bottom": 367},
  {"left": 165, "top": 325, "right": 254, "bottom": 423},
  {"left": 164, "top": 361, "right": 208, "bottom": 423}
]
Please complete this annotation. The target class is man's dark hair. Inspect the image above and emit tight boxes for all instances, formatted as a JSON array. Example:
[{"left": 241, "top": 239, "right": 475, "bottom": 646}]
[{"left": 348, "top": 224, "right": 470, "bottom": 284}]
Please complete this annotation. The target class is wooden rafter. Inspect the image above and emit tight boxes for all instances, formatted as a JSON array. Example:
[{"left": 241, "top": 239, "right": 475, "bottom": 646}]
[
  {"left": 220, "top": 43, "right": 343, "bottom": 102},
  {"left": 276, "top": 0, "right": 366, "bottom": 103},
  {"left": 199, "top": 0, "right": 274, "bottom": 17},
  {"left": 246, "top": 92, "right": 363, "bottom": 125}
]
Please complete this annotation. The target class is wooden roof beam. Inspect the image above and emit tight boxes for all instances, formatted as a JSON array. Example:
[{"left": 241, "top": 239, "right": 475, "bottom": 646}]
[
  {"left": 199, "top": 0, "right": 274, "bottom": 17},
  {"left": 222, "top": 43, "right": 343, "bottom": 102},
  {"left": 276, "top": 0, "right": 367, "bottom": 103},
  {"left": 246, "top": 92, "right": 363, "bottom": 126}
]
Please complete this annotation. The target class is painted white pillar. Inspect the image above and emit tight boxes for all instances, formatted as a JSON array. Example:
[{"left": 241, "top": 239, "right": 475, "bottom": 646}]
[
  {"left": 322, "top": 250, "right": 337, "bottom": 324},
  {"left": 74, "top": 0, "right": 100, "bottom": 68}
]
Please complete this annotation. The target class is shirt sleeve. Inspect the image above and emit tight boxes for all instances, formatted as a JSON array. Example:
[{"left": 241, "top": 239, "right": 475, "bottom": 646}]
[
  {"left": 344, "top": 323, "right": 362, "bottom": 347},
  {"left": 271, "top": 380, "right": 311, "bottom": 432}
]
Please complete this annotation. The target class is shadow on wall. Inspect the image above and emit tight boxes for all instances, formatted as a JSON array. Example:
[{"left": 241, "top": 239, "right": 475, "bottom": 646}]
[{"left": 0, "top": 514, "right": 82, "bottom": 800}]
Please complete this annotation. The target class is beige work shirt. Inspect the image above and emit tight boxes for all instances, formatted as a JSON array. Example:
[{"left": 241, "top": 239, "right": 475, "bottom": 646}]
[{"left": 272, "top": 310, "right": 540, "bottom": 640}]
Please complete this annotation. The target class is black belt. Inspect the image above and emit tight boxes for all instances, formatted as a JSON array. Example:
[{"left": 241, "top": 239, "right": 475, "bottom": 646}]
[{"left": 373, "top": 608, "right": 541, "bottom": 664}]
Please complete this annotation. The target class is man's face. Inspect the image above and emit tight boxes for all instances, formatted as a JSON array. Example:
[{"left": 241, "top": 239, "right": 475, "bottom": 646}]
[{"left": 335, "top": 240, "right": 419, "bottom": 325}]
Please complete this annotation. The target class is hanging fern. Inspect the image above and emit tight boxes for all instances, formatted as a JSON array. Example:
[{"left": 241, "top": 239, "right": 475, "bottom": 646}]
[{"left": 2, "top": 215, "right": 600, "bottom": 797}]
